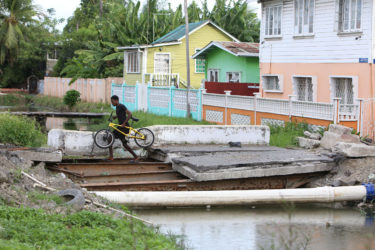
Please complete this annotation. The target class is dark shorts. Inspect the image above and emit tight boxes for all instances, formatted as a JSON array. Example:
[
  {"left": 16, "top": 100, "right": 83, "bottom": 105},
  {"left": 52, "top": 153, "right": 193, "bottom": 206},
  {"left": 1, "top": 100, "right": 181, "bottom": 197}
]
[{"left": 113, "top": 126, "right": 129, "bottom": 141}]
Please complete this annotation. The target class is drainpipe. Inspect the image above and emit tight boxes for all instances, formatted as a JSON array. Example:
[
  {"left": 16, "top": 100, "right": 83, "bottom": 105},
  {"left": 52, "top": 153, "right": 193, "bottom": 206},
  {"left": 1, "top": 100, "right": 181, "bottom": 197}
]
[{"left": 94, "top": 184, "right": 375, "bottom": 207}]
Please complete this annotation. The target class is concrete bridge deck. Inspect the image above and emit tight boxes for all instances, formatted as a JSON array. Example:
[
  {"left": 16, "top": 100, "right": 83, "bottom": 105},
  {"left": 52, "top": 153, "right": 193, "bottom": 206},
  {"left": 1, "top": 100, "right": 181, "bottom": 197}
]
[{"left": 149, "top": 145, "right": 334, "bottom": 182}]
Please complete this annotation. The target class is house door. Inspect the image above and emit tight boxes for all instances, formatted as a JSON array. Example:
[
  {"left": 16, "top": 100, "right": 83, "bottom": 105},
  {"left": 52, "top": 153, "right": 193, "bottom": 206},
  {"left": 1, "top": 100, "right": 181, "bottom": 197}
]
[{"left": 154, "top": 53, "right": 170, "bottom": 74}]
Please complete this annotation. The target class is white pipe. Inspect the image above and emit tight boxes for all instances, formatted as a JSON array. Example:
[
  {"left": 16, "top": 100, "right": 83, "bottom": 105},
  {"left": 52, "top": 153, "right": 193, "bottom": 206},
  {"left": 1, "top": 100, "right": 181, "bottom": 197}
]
[{"left": 94, "top": 186, "right": 368, "bottom": 207}]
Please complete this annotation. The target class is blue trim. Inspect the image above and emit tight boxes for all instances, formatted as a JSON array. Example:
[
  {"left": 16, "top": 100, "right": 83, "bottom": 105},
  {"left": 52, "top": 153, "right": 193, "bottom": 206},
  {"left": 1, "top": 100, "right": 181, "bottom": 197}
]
[{"left": 362, "top": 183, "right": 375, "bottom": 202}]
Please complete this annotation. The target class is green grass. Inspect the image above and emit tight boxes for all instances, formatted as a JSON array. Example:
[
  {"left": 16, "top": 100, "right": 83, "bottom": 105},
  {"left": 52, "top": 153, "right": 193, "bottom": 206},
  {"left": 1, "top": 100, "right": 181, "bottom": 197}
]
[
  {"left": 27, "top": 191, "right": 65, "bottom": 206},
  {"left": 0, "top": 113, "right": 47, "bottom": 147},
  {"left": 0, "top": 94, "right": 20, "bottom": 106},
  {"left": 0, "top": 206, "right": 183, "bottom": 249},
  {"left": 269, "top": 122, "right": 311, "bottom": 148},
  {"left": 87, "top": 111, "right": 212, "bottom": 131},
  {"left": 30, "top": 95, "right": 112, "bottom": 113}
]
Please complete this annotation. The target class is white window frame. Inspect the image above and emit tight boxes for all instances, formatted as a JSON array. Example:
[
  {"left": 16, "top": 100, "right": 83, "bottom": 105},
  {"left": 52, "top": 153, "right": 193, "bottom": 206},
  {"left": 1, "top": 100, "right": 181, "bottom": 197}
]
[
  {"left": 294, "top": 0, "right": 315, "bottom": 36},
  {"left": 329, "top": 76, "right": 358, "bottom": 104},
  {"left": 292, "top": 75, "right": 317, "bottom": 102},
  {"left": 154, "top": 52, "right": 171, "bottom": 74},
  {"left": 125, "top": 51, "right": 140, "bottom": 74},
  {"left": 226, "top": 72, "right": 241, "bottom": 83},
  {"left": 337, "top": 0, "right": 363, "bottom": 33},
  {"left": 195, "top": 49, "right": 206, "bottom": 74},
  {"left": 208, "top": 69, "right": 220, "bottom": 82},
  {"left": 264, "top": 5, "right": 283, "bottom": 38},
  {"left": 262, "top": 74, "right": 283, "bottom": 93}
]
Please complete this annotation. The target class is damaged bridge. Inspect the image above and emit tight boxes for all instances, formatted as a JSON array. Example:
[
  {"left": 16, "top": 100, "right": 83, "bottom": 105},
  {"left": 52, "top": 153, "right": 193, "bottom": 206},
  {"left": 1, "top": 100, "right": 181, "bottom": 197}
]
[{"left": 50, "top": 145, "right": 335, "bottom": 191}]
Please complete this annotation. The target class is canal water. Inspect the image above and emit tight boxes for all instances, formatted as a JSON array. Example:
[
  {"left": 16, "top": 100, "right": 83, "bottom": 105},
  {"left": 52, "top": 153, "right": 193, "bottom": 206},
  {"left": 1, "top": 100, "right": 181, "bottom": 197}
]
[{"left": 136, "top": 205, "right": 375, "bottom": 250}]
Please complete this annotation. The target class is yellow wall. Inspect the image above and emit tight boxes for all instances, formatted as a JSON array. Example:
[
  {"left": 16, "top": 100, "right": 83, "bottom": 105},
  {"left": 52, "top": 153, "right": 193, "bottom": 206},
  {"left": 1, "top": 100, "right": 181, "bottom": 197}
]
[
  {"left": 146, "top": 24, "right": 234, "bottom": 88},
  {"left": 124, "top": 72, "right": 142, "bottom": 85}
]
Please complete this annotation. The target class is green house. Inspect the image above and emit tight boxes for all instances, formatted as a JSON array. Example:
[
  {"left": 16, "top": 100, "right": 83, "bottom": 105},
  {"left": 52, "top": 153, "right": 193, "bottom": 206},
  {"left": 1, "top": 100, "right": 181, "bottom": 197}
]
[{"left": 192, "top": 41, "right": 259, "bottom": 83}]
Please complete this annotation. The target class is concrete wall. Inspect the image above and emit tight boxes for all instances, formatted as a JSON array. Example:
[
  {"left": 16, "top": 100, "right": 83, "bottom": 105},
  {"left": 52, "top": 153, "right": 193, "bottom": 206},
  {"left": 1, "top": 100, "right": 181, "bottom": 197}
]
[
  {"left": 44, "top": 77, "right": 123, "bottom": 103},
  {"left": 149, "top": 125, "right": 270, "bottom": 145},
  {"left": 48, "top": 126, "right": 270, "bottom": 156}
]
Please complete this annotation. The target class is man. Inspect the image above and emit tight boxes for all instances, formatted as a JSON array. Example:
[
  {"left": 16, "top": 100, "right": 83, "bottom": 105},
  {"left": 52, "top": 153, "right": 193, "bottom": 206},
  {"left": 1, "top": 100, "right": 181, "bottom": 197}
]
[{"left": 108, "top": 95, "right": 140, "bottom": 162}]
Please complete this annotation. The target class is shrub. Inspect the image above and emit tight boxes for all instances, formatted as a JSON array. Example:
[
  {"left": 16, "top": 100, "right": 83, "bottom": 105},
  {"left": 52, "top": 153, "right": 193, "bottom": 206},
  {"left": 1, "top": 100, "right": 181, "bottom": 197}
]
[
  {"left": 63, "top": 90, "right": 81, "bottom": 109},
  {"left": 268, "top": 122, "right": 310, "bottom": 148},
  {"left": 0, "top": 114, "right": 46, "bottom": 147}
]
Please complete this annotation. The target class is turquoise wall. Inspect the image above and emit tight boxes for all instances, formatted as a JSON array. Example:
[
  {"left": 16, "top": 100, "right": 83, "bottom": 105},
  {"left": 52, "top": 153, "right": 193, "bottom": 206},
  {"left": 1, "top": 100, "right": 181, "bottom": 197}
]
[{"left": 205, "top": 47, "right": 260, "bottom": 83}]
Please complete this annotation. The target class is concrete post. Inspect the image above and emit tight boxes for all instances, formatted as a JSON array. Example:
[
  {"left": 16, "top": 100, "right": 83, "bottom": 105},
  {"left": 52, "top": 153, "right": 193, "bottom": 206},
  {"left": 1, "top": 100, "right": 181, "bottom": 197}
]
[
  {"left": 224, "top": 91, "right": 231, "bottom": 125},
  {"left": 201, "top": 89, "right": 207, "bottom": 122},
  {"left": 254, "top": 93, "right": 261, "bottom": 125},
  {"left": 357, "top": 98, "right": 364, "bottom": 135},
  {"left": 288, "top": 95, "right": 296, "bottom": 119},
  {"left": 333, "top": 97, "right": 341, "bottom": 124}
]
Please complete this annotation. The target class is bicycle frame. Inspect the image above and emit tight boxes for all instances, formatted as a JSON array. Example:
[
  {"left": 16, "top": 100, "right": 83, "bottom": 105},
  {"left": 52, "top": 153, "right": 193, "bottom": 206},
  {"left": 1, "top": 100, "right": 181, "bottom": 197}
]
[{"left": 108, "top": 122, "right": 145, "bottom": 140}]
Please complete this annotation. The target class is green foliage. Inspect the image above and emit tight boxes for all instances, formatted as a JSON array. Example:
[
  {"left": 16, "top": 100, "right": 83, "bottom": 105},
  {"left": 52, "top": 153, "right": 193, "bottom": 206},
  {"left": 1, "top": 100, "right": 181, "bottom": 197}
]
[
  {"left": 268, "top": 122, "right": 310, "bottom": 148},
  {"left": 27, "top": 191, "right": 65, "bottom": 205},
  {"left": 0, "top": 1, "right": 62, "bottom": 87},
  {"left": 0, "top": 113, "right": 46, "bottom": 147},
  {"left": 63, "top": 90, "right": 81, "bottom": 109},
  {"left": 0, "top": 94, "right": 19, "bottom": 106},
  {"left": 0, "top": 206, "right": 183, "bottom": 249}
]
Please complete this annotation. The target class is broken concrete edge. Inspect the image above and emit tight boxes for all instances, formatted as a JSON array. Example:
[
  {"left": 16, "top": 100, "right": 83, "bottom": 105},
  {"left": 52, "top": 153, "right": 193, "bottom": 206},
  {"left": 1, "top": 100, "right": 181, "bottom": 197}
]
[
  {"left": 334, "top": 142, "right": 375, "bottom": 158},
  {"left": 148, "top": 125, "right": 270, "bottom": 145},
  {"left": 298, "top": 137, "right": 320, "bottom": 149},
  {"left": 174, "top": 162, "right": 334, "bottom": 182},
  {"left": 0, "top": 148, "right": 62, "bottom": 163}
]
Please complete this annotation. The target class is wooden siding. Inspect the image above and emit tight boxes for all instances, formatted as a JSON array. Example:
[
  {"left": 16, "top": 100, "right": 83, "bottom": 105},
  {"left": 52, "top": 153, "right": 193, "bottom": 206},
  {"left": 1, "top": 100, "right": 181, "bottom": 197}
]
[
  {"left": 146, "top": 24, "right": 235, "bottom": 88},
  {"left": 260, "top": 0, "right": 373, "bottom": 64}
]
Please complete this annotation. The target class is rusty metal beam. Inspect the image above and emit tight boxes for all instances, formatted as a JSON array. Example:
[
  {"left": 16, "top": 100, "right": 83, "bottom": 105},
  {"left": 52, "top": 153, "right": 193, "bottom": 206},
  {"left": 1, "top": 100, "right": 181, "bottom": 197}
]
[
  {"left": 56, "top": 162, "right": 172, "bottom": 176},
  {"left": 81, "top": 173, "right": 326, "bottom": 192},
  {"left": 78, "top": 171, "right": 186, "bottom": 184}
]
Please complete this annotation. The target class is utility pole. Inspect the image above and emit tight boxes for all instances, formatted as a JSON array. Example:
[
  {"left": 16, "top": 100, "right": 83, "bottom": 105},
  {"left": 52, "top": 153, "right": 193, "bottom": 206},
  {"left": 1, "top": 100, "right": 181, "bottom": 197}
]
[{"left": 184, "top": 0, "right": 191, "bottom": 118}]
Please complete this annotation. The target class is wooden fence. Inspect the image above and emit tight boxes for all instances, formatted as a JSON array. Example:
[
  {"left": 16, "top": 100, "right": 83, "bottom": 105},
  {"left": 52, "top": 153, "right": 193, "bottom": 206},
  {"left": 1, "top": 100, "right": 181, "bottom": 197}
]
[{"left": 43, "top": 77, "right": 123, "bottom": 103}]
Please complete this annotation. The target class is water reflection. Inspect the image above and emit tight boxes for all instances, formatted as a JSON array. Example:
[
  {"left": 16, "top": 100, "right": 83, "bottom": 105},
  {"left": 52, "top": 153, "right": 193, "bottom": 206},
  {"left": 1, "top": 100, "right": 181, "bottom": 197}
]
[{"left": 136, "top": 206, "right": 375, "bottom": 250}]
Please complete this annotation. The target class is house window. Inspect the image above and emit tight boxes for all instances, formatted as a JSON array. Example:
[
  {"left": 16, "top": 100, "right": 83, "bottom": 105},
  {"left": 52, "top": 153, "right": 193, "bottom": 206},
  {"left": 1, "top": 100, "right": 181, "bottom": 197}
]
[
  {"left": 262, "top": 75, "right": 282, "bottom": 92},
  {"left": 265, "top": 5, "right": 282, "bottom": 36},
  {"left": 154, "top": 53, "right": 170, "bottom": 74},
  {"left": 295, "top": 77, "right": 313, "bottom": 101},
  {"left": 226, "top": 72, "right": 241, "bottom": 83},
  {"left": 208, "top": 69, "right": 219, "bottom": 82},
  {"left": 126, "top": 52, "right": 140, "bottom": 73},
  {"left": 338, "top": 0, "right": 362, "bottom": 32},
  {"left": 294, "top": 0, "right": 315, "bottom": 34},
  {"left": 195, "top": 49, "right": 205, "bottom": 73},
  {"left": 333, "top": 78, "right": 353, "bottom": 104}
]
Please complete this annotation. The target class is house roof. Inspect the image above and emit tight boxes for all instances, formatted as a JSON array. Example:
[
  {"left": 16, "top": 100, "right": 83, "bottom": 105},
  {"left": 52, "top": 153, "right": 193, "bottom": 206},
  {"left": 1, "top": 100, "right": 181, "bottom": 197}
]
[
  {"left": 192, "top": 41, "right": 259, "bottom": 59},
  {"left": 151, "top": 20, "right": 239, "bottom": 45}
]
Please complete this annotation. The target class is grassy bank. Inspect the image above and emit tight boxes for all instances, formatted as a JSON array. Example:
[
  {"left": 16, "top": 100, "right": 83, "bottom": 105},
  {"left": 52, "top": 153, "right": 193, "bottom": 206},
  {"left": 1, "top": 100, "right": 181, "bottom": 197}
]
[
  {"left": 269, "top": 122, "right": 313, "bottom": 148},
  {"left": 30, "top": 95, "right": 113, "bottom": 113},
  {"left": 87, "top": 111, "right": 212, "bottom": 131},
  {"left": 0, "top": 113, "right": 46, "bottom": 147},
  {"left": 0, "top": 206, "right": 183, "bottom": 249}
]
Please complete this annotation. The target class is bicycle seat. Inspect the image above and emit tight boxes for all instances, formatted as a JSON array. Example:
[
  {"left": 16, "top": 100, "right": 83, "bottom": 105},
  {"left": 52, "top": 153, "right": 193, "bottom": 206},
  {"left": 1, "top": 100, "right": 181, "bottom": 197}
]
[{"left": 131, "top": 116, "right": 139, "bottom": 122}]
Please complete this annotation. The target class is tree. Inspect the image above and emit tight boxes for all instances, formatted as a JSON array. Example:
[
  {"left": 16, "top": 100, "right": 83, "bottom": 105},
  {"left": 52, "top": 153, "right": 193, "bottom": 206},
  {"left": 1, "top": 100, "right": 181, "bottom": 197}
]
[{"left": 0, "top": 0, "right": 39, "bottom": 64}]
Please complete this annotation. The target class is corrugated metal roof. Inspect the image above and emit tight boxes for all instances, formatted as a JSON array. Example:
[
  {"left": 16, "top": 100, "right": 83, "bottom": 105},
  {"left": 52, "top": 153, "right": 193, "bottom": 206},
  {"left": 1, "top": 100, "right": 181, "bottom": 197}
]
[
  {"left": 151, "top": 20, "right": 208, "bottom": 45},
  {"left": 192, "top": 41, "right": 259, "bottom": 59}
]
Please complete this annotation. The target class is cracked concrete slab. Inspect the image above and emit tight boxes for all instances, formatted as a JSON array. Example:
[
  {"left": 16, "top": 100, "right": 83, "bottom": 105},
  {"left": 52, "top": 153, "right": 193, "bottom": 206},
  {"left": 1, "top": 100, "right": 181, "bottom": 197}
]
[{"left": 150, "top": 145, "right": 334, "bottom": 181}]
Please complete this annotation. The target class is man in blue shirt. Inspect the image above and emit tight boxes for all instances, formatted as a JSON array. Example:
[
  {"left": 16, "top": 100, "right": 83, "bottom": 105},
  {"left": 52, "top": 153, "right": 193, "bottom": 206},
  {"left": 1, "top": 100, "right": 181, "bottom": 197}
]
[{"left": 109, "top": 95, "right": 139, "bottom": 162}]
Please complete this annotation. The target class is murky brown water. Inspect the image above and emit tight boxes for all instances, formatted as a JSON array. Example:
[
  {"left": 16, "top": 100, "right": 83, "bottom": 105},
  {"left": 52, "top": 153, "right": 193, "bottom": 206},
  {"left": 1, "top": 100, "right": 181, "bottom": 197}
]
[{"left": 136, "top": 205, "right": 375, "bottom": 250}]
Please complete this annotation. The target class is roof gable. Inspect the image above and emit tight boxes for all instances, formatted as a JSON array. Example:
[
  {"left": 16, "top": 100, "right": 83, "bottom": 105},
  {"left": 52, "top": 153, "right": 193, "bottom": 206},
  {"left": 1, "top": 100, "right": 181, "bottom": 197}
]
[
  {"left": 192, "top": 41, "right": 259, "bottom": 59},
  {"left": 151, "top": 20, "right": 239, "bottom": 45}
]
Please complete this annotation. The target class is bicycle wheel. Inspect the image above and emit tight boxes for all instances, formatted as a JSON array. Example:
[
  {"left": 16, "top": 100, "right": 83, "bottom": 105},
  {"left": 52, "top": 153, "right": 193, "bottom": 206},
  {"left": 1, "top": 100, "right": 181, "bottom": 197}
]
[
  {"left": 94, "top": 129, "right": 115, "bottom": 149},
  {"left": 134, "top": 128, "right": 155, "bottom": 148}
]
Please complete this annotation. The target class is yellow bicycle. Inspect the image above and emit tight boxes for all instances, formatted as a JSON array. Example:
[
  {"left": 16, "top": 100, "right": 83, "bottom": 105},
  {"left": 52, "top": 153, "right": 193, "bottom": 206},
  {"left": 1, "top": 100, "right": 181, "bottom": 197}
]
[{"left": 93, "top": 111, "right": 155, "bottom": 149}]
